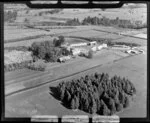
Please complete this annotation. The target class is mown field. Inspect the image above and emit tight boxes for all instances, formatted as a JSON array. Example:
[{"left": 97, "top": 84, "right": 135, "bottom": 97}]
[{"left": 5, "top": 53, "right": 147, "bottom": 118}]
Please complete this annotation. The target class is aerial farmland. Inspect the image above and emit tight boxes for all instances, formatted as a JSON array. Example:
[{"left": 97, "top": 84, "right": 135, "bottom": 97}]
[{"left": 4, "top": 3, "right": 147, "bottom": 119}]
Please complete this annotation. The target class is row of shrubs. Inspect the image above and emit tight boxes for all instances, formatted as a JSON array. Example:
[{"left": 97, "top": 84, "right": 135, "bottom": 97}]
[
  {"left": 4, "top": 60, "right": 33, "bottom": 72},
  {"left": 5, "top": 60, "right": 47, "bottom": 72},
  {"left": 55, "top": 73, "right": 136, "bottom": 115}
]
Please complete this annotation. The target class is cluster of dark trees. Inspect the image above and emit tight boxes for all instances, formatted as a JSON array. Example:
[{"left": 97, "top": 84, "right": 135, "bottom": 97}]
[
  {"left": 65, "top": 18, "right": 80, "bottom": 26},
  {"left": 4, "top": 10, "right": 17, "bottom": 22},
  {"left": 56, "top": 73, "right": 136, "bottom": 115},
  {"left": 65, "top": 16, "right": 146, "bottom": 29},
  {"left": 30, "top": 36, "right": 71, "bottom": 62},
  {"left": 4, "top": 60, "right": 33, "bottom": 72},
  {"left": 53, "top": 36, "right": 65, "bottom": 47}
]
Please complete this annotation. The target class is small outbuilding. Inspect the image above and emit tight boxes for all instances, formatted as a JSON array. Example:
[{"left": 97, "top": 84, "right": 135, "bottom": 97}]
[{"left": 58, "top": 56, "right": 71, "bottom": 63}]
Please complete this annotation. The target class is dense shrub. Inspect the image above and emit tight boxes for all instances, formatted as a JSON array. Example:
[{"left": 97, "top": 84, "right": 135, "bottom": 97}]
[
  {"left": 26, "top": 60, "right": 46, "bottom": 71},
  {"left": 55, "top": 72, "right": 136, "bottom": 115},
  {"left": 4, "top": 60, "right": 33, "bottom": 72}
]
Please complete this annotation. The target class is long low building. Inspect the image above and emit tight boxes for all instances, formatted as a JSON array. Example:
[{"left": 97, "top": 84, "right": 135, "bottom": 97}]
[{"left": 70, "top": 42, "right": 87, "bottom": 47}]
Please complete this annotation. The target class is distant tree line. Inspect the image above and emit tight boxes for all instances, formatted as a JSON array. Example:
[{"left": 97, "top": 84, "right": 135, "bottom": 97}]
[
  {"left": 31, "top": 16, "right": 146, "bottom": 29},
  {"left": 56, "top": 73, "right": 136, "bottom": 115},
  {"left": 4, "top": 10, "right": 17, "bottom": 22},
  {"left": 65, "top": 16, "right": 146, "bottom": 29}
]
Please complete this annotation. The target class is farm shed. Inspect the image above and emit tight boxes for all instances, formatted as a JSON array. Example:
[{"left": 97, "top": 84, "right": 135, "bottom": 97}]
[
  {"left": 58, "top": 56, "right": 71, "bottom": 63},
  {"left": 70, "top": 42, "right": 87, "bottom": 47},
  {"left": 97, "top": 43, "right": 107, "bottom": 50},
  {"left": 71, "top": 48, "right": 81, "bottom": 56}
]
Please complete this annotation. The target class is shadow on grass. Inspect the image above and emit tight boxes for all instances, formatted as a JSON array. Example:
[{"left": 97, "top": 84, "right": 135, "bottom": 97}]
[
  {"left": 49, "top": 86, "right": 60, "bottom": 101},
  {"left": 49, "top": 86, "right": 71, "bottom": 109}
]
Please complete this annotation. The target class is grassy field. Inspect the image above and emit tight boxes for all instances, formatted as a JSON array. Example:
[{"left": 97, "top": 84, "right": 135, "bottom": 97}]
[
  {"left": 5, "top": 52, "right": 147, "bottom": 118},
  {"left": 4, "top": 26, "right": 50, "bottom": 41},
  {"left": 5, "top": 49, "right": 124, "bottom": 95}
]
